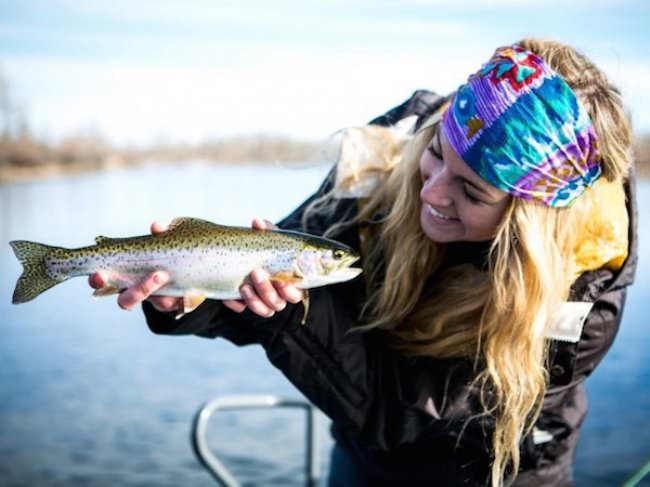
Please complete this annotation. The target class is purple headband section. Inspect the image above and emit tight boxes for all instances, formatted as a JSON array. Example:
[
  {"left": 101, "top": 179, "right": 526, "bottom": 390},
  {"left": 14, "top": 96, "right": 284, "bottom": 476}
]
[{"left": 442, "top": 45, "right": 601, "bottom": 207}]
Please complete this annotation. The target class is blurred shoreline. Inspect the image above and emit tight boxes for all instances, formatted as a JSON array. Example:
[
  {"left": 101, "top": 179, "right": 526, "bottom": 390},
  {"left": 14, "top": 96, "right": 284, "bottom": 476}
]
[
  {"left": 1, "top": 131, "right": 648, "bottom": 184},
  {"left": 0, "top": 134, "right": 329, "bottom": 184}
]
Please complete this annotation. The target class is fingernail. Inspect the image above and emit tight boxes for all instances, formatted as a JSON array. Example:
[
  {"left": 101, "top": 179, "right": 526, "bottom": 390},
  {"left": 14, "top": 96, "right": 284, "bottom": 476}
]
[
  {"left": 253, "top": 270, "right": 267, "bottom": 285},
  {"left": 153, "top": 272, "right": 167, "bottom": 284}
]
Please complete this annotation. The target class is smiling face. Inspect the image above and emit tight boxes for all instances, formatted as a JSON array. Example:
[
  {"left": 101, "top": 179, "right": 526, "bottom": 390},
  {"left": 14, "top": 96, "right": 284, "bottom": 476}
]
[{"left": 419, "top": 124, "right": 511, "bottom": 243}]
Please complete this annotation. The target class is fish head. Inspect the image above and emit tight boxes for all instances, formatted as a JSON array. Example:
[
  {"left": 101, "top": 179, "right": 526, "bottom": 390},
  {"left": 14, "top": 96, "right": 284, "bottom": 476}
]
[{"left": 296, "top": 237, "right": 362, "bottom": 287}]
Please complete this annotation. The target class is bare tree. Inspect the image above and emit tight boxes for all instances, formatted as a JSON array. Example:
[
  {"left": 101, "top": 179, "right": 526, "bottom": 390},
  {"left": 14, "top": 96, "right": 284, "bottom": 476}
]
[{"left": 0, "top": 68, "right": 12, "bottom": 140}]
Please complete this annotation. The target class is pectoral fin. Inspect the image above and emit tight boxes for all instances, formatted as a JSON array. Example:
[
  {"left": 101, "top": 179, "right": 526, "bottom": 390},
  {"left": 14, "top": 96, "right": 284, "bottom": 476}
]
[
  {"left": 270, "top": 271, "right": 302, "bottom": 284},
  {"left": 175, "top": 292, "right": 207, "bottom": 320},
  {"left": 92, "top": 285, "right": 122, "bottom": 297},
  {"left": 300, "top": 290, "right": 310, "bottom": 325}
]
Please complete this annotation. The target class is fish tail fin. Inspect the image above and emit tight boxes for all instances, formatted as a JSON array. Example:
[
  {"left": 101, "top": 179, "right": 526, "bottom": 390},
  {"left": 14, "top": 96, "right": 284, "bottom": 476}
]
[{"left": 10, "top": 240, "right": 68, "bottom": 304}]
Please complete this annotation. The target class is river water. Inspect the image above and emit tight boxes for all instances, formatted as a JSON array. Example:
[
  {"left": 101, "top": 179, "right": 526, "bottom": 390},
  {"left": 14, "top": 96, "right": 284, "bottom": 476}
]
[{"left": 0, "top": 162, "right": 648, "bottom": 486}]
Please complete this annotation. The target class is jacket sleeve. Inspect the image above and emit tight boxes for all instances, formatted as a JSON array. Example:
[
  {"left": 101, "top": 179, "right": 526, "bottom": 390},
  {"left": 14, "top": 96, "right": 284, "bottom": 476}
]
[
  {"left": 144, "top": 276, "right": 484, "bottom": 451},
  {"left": 143, "top": 214, "right": 483, "bottom": 450},
  {"left": 368, "top": 89, "right": 448, "bottom": 129},
  {"left": 143, "top": 89, "right": 446, "bottom": 342},
  {"left": 143, "top": 163, "right": 337, "bottom": 339},
  {"left": 546, "top": 176, "right": 638, "bottom": 392},
  {"left": 142, "top": 90, "right": 489, "bottom": 451},
  {"left": 520, "top": 177, "right": 639, "bottom": 473}
]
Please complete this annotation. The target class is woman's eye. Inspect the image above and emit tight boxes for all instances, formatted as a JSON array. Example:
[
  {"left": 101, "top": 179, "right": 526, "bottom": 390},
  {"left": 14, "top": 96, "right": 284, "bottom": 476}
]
[
  {"left": 427, "top": 143, "right": 443, "bottom": 160},
  {"left": 464, "top": 188, "right": 482, "bottom": 204}
]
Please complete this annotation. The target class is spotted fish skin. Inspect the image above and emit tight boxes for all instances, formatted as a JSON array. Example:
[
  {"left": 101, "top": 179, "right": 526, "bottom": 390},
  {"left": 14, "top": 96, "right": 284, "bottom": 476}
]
[{"left": 10, "top": 217, "right": 362, "bottom": 306}]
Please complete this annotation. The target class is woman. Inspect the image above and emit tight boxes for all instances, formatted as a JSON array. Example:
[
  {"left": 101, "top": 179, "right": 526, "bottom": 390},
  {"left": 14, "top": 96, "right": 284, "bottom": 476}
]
[{"left": 90, "top": 39, "right": 637, "bottom": 485}]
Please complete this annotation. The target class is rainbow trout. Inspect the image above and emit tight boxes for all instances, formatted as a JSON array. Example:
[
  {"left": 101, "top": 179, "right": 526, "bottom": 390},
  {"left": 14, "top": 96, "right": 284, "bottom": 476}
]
[{"left": 10, "top": 217, "right": 362, "bottom": 317}]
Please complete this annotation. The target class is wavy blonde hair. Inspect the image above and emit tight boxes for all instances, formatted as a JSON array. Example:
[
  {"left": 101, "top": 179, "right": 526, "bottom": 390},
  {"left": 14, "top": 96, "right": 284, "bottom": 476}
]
[{"left": 306, "top": 38, "right": 632, "bottom": 485}]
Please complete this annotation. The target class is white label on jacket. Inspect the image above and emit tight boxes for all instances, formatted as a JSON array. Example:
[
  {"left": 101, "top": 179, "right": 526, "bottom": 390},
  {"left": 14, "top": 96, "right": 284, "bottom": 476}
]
[
  {"left": 533, "top": 427, "right": 554, "bottom": 445},
  {"left": 546, "top": 301, "right": 594, "bottom": 343}
]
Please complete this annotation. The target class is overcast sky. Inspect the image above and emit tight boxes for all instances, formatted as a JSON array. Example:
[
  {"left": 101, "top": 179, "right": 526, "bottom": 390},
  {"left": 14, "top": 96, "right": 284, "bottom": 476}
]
[{"left": 1, "top": 0, "right": 648, "bottom": 146}]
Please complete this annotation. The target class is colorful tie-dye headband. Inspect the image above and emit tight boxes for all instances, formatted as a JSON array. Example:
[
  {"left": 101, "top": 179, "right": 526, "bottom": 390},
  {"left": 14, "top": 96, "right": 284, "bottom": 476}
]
[{"left": 441, "top": 45, "right": 601, "bottom": 207}]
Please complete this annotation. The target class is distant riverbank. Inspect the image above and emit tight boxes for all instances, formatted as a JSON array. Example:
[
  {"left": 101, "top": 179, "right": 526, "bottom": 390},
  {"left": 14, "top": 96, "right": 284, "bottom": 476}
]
[
  {"left": 1, "top": 132, "right": 648, "bottom": 184},
  {"left": 0, "top": 133, "right": 329, "bottom": 184}
]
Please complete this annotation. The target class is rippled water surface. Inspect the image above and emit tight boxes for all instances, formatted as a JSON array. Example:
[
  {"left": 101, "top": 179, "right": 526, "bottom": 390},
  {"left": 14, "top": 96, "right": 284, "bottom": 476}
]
[{"left": 0, "top": 163, "right": 648, "bottom": 486}]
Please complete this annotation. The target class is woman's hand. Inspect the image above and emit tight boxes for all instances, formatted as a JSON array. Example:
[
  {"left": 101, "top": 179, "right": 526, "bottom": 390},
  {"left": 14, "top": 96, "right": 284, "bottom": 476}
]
[
  {"left": 88, "top": 221, "right": 183, "bottom": 313},
  {"left": 222, "top": 218, "right": 304, "bottom": 317},
  {"left": 89, "top": 218, "right": 304, "bottom": 317}
]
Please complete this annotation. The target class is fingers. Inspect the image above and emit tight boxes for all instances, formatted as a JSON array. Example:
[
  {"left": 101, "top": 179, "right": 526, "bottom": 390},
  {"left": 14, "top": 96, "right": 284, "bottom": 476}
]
[
  {"left": 273, "top": 281, "right": 304, "bottom": 304},
  {"left": 223, "top": 299, "right": 247, "bottom": 313},
  {"left": 88, "top": 270, "right": 108, "bottom": 289},
  {"left": 226, "top": 282, "right": 303, "bottom": 317},
  {"left": 251, "top": 218, "right": 277, "bottom": 231},
  {"left": 148, "top": 296, "right": 183, "bottom": 313},
  {"left": 227, "top": 265, "right": 304, "bottom": 317},
  {"left": 151, "top": 221, "right": 169, "bottom": 235},
  {"left": 237, "top": 269, "right": 286, "bottom": 317},
  {"left": 117, "top": 271, "right": 171, "bottom": 311}
]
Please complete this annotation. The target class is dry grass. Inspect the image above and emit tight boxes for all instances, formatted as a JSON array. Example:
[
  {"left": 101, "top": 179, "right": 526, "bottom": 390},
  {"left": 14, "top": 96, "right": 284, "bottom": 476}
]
[
  {"left": 0, "top": 129, "right": 648, "bottom": 184},
  {"left": 0, "top": 132, "right": 328, "bottom": 183}
]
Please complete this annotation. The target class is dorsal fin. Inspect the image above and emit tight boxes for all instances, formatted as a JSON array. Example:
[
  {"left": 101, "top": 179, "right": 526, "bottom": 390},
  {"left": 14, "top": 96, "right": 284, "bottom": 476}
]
[
  {"left": 95, "top": 234, "right": 147, "bottom": 245},
  {"left": 167, "top": 217, "right": 221, "bottom": 233},
  {"left": 95, "top": 235, "right": 121, "bottom": 245}
]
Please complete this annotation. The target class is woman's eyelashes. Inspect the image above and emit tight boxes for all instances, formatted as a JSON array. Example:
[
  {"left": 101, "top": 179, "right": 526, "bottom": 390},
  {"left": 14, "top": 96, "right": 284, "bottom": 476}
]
[
  {"left": 463, "top": 187, "right": 482, "bottom": 204},
  {"left": 425, "top": 133, "right": 483, "bottom": 205},
  {"left": 427, "top": 141, "right": 443, "bottom": 160}
]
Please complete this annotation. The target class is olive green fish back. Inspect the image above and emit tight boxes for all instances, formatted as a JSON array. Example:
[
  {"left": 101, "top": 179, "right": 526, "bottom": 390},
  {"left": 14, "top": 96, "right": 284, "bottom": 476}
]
[{"left": 161, "top": 217, "right": 308, "bottom": 251}]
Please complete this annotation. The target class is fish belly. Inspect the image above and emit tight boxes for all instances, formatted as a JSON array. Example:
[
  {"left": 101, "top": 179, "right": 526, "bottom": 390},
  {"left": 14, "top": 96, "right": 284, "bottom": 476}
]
[
  {"left": 161, "top": 247, "right": 298, "bottom": 299},
  {"left": 44, "top": 244, "right": 297, "bottom": 300},
  {"left": 84, "top": 247, "right": 297, "bottom": 300}
]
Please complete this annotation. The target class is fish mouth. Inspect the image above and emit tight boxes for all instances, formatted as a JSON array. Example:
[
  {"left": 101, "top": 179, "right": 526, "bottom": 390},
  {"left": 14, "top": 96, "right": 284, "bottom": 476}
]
[
  {"left": 339, "top": 253, "right": 360, "bottom": 268},
  {"left": 330, "top": 254, "right": 362, "bottom": 281},
  {"left": 319, "top": 253, "right": 361, "bottom": 278},
  {"left": 318, "top": 266, "right": 363, "bottom": 284},
  {"left": 317, "top": 252, "right": 362, "bottom": 282},
  {"left": 338, "top": 267, "right": 363, "bottom": 279}
]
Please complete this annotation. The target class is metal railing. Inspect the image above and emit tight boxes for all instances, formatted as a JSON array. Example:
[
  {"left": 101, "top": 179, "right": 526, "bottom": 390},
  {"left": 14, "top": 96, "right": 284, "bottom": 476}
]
[
  {"left": 622, "top": 458, "right": 650, "bottom": 487},
  {"left": 191, "top": 395, "right": 321, "bottom": 486}
]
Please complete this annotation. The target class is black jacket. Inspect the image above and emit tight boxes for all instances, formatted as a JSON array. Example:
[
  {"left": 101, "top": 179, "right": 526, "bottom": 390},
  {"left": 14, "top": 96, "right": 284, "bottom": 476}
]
[{"left": 143, "top": 91, "right": 638, "bottom": 486}]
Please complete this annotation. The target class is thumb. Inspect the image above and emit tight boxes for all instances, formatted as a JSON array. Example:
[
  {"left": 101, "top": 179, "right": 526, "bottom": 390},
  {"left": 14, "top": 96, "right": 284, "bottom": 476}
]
[
  {"left": 252, "top": 218, "right": 277, "bottom": 231},
  {"left": 150, "top": 221, "right": 169, "bottom": 235}
]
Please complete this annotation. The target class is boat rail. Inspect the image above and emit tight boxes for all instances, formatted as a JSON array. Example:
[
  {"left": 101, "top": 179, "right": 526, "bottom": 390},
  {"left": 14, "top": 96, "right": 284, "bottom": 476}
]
[
  {"left": 623, "top": 458, "right": 650, "bottom": 487},
  {"left": 191, "top": 395, "right": 321, "bottom": 486},
  {"left": 192, "top": 395, "right": 650, "bottom": 486}
]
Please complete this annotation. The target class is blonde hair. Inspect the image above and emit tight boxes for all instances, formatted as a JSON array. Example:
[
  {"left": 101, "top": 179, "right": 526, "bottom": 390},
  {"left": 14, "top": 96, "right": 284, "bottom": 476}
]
[{"left": 307, "top": 38, "right": 632, "bottom": 486}]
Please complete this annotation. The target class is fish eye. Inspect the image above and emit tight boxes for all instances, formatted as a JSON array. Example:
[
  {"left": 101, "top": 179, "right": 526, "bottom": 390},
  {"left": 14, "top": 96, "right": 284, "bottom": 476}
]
[{"left": 333, "top": 249, "right": 345, "bottom": 260}]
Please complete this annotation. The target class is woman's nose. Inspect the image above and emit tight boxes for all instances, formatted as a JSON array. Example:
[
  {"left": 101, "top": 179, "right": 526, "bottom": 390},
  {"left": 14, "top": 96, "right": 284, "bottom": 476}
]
[{"left": 421, "top": 171, "right": 453, "bottom": 207}]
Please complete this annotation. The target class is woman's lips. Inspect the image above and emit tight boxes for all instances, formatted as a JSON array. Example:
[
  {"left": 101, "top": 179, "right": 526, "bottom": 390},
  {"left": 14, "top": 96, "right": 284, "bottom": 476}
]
[{"left": 426, "top": 204, "right": 459, "bottom": 222}]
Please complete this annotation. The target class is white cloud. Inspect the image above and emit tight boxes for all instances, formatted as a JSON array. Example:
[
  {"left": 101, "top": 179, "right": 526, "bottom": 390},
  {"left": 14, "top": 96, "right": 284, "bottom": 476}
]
[
  {"left": 6, "top": 44, "right": 648, "bottom": 147},
  {"left": 3, "top": 44, "right": 482, "bottom": 145},
  {"left": 2, "top": 1, "right": 647, "bottom": 145}
]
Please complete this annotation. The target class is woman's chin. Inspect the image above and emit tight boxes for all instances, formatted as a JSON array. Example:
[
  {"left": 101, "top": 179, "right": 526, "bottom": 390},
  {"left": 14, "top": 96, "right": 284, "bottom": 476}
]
[{"left": 420, "top": 206, "right": 462, "bottom": 243}]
